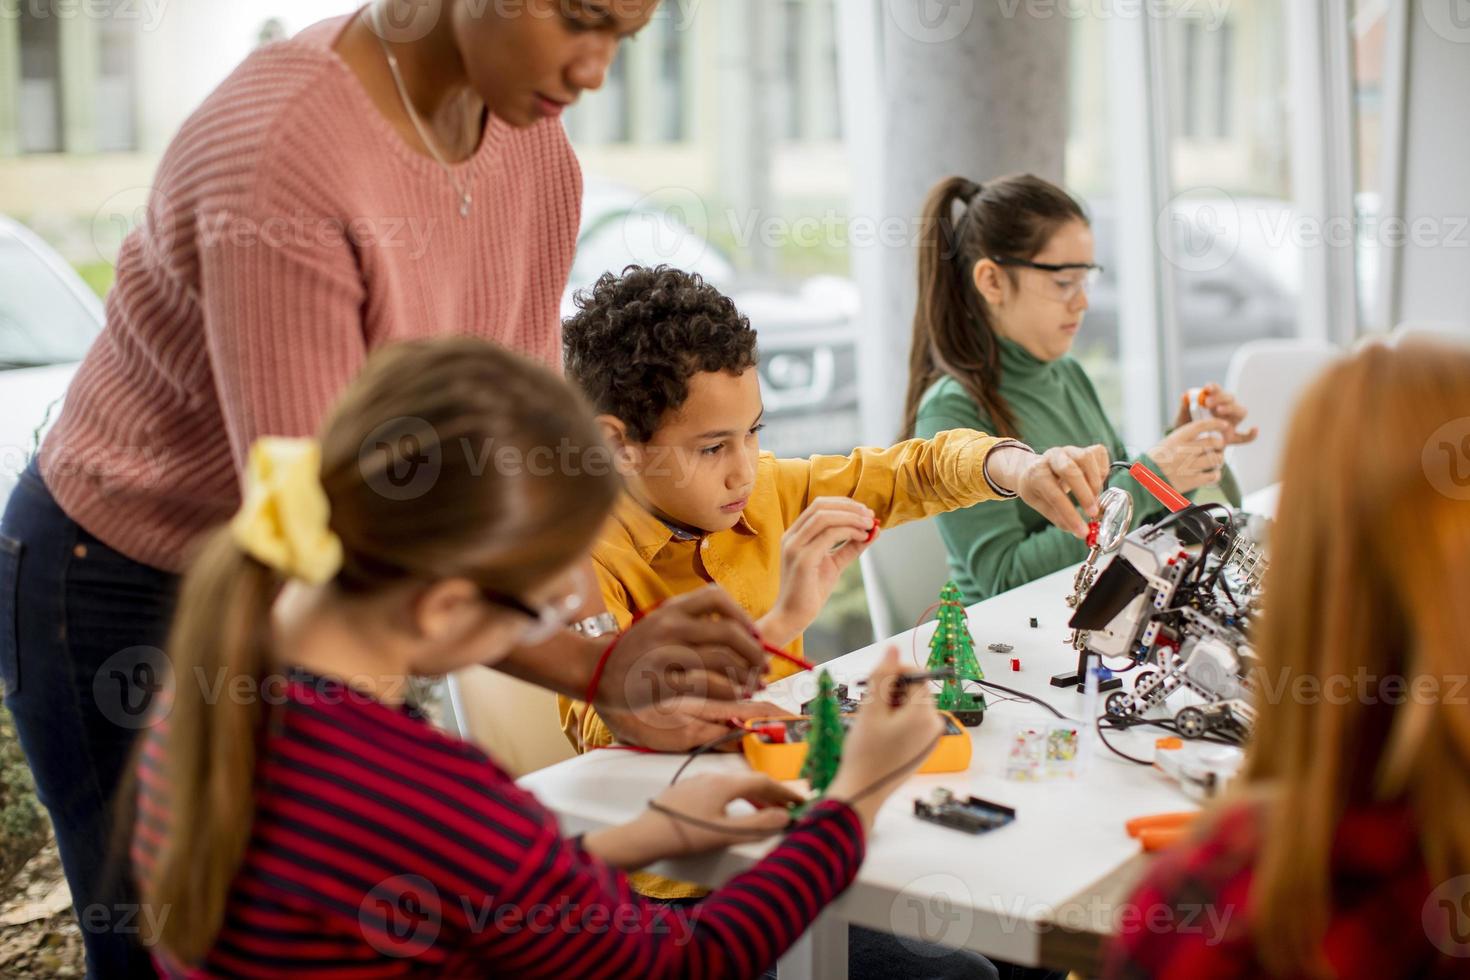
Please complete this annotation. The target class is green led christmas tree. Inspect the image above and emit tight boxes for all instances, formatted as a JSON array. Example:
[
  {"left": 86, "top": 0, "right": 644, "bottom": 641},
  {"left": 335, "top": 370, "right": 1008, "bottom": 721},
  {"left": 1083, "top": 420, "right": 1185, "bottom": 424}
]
[
  {"left": 800, "top": 669, "right": 845, "bottom": 796},
  {"left": 927, "top": 581, "right": 987, "bottom": 726}
]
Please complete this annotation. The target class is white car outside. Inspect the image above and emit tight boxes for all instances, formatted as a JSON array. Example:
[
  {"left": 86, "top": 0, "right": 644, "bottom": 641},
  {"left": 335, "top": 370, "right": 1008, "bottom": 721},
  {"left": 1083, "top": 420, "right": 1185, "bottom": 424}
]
[{"left": 0, "top": 217, "right": 104, "bottom": 507}]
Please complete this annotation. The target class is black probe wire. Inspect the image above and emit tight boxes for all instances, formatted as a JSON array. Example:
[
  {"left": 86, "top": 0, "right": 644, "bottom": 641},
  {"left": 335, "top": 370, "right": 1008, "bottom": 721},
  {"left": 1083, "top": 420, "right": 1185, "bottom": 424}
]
[{"left": 648, "top": 731, "right": 945, "bottom": 838}]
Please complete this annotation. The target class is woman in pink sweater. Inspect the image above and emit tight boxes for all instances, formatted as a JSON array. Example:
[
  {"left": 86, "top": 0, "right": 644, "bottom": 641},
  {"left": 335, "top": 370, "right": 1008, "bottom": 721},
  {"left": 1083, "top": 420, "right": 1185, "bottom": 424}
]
[{"left": 0, "top": 4, "right": 769, "bottom": 976}]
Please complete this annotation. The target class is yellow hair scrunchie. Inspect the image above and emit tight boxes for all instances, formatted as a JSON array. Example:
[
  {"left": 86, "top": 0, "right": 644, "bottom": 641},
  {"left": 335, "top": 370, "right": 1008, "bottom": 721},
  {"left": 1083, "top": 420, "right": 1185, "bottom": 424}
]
[{"left": 229, "top": 437, "right": 344, "bottom": 585}]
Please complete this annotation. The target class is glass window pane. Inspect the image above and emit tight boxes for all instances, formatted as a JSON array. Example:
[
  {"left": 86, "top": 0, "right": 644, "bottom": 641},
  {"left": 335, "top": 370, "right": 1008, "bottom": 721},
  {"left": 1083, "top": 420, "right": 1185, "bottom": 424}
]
[
  {"left": 1161, "top": 0, "right": 1299, "bottom": 392},
  {"left": 18, "top": 6, "right": 63, "bottom": 153},
  {"left": 1350, "top": 0, "right": 1388, "bottom": 331},
  {"left": 1065, "top": 12, "right": 1124, "bottom": 423}
]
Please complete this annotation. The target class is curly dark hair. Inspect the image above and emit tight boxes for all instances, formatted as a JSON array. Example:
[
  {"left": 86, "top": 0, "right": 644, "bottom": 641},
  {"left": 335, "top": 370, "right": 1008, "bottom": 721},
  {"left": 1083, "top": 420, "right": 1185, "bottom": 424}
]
[{"left": 563, "top": 265, "right": 759, "bottom": 442}]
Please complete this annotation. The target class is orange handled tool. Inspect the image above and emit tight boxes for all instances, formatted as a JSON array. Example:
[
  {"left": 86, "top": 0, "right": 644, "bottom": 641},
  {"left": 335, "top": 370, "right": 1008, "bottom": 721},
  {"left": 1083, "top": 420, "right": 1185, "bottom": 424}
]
[
  {"left": 1126, "top": 811, "right": 1198, "bottom": 853},
  {"left": 1129, "top": 462, "right": 1190, "bottom": 514}
]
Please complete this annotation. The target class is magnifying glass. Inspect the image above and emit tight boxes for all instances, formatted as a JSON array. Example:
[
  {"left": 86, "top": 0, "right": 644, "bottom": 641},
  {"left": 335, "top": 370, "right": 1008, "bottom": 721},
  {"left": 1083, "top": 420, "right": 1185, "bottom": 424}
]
[{"left": 1093, "top": 486, "right": 1134, "bottom": 553}]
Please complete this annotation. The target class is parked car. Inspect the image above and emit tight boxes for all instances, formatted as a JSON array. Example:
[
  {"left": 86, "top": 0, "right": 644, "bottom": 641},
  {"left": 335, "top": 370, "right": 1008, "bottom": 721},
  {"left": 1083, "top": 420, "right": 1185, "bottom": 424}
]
[
  {"left": 565, "top": 179, "right": 863, "bottom": 457},
  {"left": 1084, "top": 197, "right": 1298, "bottom": 391},
  {"left": 0, "top": 217, "right": 104, "bottom": 507}
]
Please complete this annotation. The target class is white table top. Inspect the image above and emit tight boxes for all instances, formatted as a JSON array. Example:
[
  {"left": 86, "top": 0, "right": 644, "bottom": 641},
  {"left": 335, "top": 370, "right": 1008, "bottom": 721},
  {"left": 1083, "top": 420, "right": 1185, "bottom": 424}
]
[{"left": 520, "top": 564, "right": 1214, "bottom": 967}]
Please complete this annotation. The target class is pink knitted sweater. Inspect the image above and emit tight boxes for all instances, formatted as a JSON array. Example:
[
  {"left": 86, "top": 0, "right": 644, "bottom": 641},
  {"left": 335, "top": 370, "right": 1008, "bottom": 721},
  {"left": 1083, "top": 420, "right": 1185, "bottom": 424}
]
[{"left": 40, "top": 16, "right": 581, "bottom": 573}]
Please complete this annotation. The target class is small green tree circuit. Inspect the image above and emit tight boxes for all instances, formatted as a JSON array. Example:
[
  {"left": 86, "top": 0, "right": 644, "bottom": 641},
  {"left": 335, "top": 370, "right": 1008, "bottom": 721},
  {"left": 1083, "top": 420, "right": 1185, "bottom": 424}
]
[
  {"left": 800, "top": 669, "right": 845, "bottom": 795},
  {"left": 927, "top": 581, "right": 987, "bottom": 726}
]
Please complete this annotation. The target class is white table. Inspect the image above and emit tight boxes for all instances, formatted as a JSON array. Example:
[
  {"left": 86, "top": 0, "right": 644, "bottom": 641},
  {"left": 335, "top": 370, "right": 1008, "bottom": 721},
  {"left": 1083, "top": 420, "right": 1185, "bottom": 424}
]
[{"left": 520, "top": 565, "right": 1213, "bottom": 978}]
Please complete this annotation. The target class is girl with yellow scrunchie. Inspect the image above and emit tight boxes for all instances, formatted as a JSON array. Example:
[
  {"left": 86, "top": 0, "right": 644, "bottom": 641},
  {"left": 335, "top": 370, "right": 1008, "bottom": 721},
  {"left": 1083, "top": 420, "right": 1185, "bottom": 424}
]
[{"left": 129, "top": 337, "right": 942, "bottom": 977}]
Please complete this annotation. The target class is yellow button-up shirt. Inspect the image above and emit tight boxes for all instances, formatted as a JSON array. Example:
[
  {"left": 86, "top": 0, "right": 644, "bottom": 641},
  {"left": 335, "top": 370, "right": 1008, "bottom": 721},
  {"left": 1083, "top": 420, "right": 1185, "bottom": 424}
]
[
  {"left": 558, "top": 429, "right": 1009, "bottom": 897},
  {"left": 559, "top": 428, "right": 1008, "bottom": 749}
]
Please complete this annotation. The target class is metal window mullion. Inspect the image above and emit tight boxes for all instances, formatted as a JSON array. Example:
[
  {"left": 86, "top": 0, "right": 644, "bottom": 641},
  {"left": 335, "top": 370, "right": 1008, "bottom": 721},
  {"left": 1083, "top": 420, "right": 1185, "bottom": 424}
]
[
  {"left": 1374, "top": 0, "right": 1412, "bottom": 333},
  {"left": 1108, "top": 9, "right": 1180, "bottom": 445},
  {"left": 1144, "top": 10, "right": 1183, "bottom": 425}
]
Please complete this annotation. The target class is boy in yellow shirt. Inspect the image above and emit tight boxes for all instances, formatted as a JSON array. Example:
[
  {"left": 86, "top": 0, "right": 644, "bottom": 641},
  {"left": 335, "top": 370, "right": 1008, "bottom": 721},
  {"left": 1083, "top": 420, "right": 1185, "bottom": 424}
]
[{"left": 558, "top": 265, "right": 1110, "bottom": 765}]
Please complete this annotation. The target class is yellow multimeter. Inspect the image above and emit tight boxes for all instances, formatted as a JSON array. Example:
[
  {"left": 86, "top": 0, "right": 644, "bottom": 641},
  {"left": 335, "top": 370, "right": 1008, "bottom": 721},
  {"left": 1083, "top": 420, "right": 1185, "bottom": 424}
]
[{"left": 741, "top": 711, "right": 972, "bottom": 781}]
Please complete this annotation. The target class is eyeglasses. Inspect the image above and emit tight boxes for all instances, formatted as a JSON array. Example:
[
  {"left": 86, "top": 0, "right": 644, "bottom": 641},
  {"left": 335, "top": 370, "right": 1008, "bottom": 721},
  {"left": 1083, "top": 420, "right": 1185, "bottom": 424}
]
[
  {"left": 989, "top": 256, "right": 1104, "bottom": 303},
  {"left": 479, "top": 568, "right": 589, "bottom": 646}
]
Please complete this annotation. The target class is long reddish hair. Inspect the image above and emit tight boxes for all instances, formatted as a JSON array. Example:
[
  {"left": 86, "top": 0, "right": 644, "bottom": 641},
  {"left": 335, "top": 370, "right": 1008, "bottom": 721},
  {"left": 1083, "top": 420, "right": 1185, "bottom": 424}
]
[{"left": 1236, "top": 339, "right": 1470, "bottom": 974}]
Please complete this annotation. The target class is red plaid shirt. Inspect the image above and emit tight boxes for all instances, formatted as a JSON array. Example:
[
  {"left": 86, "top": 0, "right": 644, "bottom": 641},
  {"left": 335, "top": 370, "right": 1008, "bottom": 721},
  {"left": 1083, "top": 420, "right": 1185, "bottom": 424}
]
[{"left": 1104, "top": 801, "right": 1467, "bottom": 979}]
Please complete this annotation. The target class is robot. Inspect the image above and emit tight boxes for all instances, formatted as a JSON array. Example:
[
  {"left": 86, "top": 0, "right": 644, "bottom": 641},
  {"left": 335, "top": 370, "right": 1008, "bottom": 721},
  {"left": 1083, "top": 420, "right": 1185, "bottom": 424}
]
[{"left": 1065, "top": 490, "right": 1268, "bottom": 744}]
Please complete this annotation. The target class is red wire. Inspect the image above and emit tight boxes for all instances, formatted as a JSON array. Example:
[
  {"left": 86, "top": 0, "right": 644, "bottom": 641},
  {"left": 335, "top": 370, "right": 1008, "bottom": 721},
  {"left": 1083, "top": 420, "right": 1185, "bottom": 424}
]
[{"left": 909, "top": 601, "right": 944, "bottom": 667}]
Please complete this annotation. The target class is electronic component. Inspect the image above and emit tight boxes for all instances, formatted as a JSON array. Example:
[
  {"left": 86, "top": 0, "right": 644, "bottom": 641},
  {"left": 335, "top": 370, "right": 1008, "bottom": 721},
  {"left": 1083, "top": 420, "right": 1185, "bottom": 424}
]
[
  {"left": 913, "top": 788, "right": 1016, "bottom": 835},
  {"left": 987, "top": 642, "right": 1014, "bottom": 654},
  {"left": 800, "top": 682, "right": 860, "bottom": 715},
  {"left": 743, "top": 712, "right": 972, "bottom": 781}
]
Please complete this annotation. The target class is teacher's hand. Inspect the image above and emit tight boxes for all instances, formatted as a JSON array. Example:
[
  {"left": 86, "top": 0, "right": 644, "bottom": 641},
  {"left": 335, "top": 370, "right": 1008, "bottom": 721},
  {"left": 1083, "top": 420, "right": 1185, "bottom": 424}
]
[{"left": 593, "top": 586, "right": 769, "bottom": 710}]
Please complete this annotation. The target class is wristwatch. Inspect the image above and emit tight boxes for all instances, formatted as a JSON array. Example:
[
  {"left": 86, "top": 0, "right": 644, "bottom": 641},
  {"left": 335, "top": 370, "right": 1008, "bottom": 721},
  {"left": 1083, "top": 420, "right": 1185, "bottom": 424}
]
[
  {"left": 983, "top": 439, "right": 1036, "bottom": 498},
  {"left": 569, "top": 612, "right": 620, "bottom": 638}
]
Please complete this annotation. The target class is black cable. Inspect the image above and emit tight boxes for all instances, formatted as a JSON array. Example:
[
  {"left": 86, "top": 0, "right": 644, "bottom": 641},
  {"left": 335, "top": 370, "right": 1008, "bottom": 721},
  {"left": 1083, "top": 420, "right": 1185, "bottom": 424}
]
[
  {"left": 669, "top": 729, "right": 749, "bottom": 786},
  {"left": 651, "top": 730, "right": 944, "bottom": 837},
  {"left": 647, "top": 799, "right": 795, "bottom": 838},
  {"left": 1095, "top": 717, "right": 1154, "bottom": 765},
  {"left": 968, "top": 679, "right": 1067, "bottom": 719}
]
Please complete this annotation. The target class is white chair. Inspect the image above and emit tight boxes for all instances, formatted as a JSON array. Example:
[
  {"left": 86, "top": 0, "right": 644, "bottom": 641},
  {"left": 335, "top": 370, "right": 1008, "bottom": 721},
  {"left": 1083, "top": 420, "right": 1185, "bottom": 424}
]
[
  {"left": 1222, "top": 339, "right": 1341, "bottom": 497},
  {"left": 859, "top": 517, "right": 953, "bottom": 642},
  {"left": 445, "top": 666, "right": 576, "bottom": 778},
  {"left": 1389, "top": 320, "right": 1470, "bottom": 347}
]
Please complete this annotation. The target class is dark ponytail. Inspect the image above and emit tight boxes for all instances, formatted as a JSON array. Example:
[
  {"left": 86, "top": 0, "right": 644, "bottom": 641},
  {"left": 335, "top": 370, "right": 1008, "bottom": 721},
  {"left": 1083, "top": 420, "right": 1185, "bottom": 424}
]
[{"left": 901, "top": 173, "right": 1089, "bottom": 440}]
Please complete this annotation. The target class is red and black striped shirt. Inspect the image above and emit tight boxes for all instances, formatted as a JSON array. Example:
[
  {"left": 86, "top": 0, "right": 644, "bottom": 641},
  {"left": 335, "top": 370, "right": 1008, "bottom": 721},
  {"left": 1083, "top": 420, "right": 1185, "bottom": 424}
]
[
  {"left": 133, "top": 671, "right": 864, "bottom": 978},
  {"left": 1104, "top": 801, "right": 1462, "bottom": 979}
]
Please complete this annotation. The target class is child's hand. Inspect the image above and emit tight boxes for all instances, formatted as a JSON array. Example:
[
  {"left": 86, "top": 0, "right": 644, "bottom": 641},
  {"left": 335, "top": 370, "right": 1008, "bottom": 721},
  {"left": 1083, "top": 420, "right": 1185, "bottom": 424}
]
[
  {"left": 1172, "top": 384, "right": 1259, "bottom": 446},
  {"left": 1149, "top": 419, "right": 1228, "bottom": 494},
  {"left": 825, "top": 647, "right": 943, "bottom": 830},
  {"left": 988, "top": 444, "right": 1110, "bottom": 538},
  {"left": 648, "top": 773, "right": 803, "bottom": 856},
  {"left": 759, "top": 497, "right": 878, "bottom": 647},
  {"left": 583, "top": 773, "right": 801, "bottom": 870}
]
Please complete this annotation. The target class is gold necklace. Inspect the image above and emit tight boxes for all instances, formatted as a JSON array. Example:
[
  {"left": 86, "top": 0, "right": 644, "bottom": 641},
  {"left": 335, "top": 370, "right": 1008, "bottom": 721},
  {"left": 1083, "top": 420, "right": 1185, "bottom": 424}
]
[{"left": 372, "top": 16, "right": 473, "bottom": 218}]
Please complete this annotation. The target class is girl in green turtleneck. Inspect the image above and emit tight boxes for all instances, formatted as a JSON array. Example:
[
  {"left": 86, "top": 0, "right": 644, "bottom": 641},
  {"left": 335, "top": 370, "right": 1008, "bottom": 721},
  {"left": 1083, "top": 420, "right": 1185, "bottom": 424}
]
[{"left": 902, "top": 173, "right": 1260, "bottom": 602}]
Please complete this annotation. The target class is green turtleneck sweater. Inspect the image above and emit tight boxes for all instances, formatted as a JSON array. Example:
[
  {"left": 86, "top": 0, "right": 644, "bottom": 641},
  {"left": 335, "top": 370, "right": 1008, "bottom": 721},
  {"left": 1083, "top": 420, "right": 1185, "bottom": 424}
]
[{"left": 914, "top": 337, "right": 1240, "bottom": 602}]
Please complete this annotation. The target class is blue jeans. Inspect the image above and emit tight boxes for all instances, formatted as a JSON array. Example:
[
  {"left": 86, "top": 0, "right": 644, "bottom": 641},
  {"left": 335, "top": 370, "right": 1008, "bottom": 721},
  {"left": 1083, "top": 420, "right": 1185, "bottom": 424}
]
[{"left": 1, "top": 460, "right": 179, "bottom": 979}]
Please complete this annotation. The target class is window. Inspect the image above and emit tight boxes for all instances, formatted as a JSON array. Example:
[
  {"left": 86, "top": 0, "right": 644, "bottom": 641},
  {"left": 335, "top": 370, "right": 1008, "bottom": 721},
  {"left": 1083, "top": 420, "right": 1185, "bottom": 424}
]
[
  {"left": 656, "top": 11, "right": 686, "bottom": 142},
  {"left": 1064, "top": 12, "right": 1124, "bottom": 422},
  {"left": 97, "top": 15, "right": 139, "bottom": 152},
  {"left": 1161, "top": 0, "right": 1298, "bottom": 392},
  {"left": 1350, "top": 0, "right": 1389, "bottom": 331},
  {"left": 18, "top": 7, "right": 62, "bottom": 153}
]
